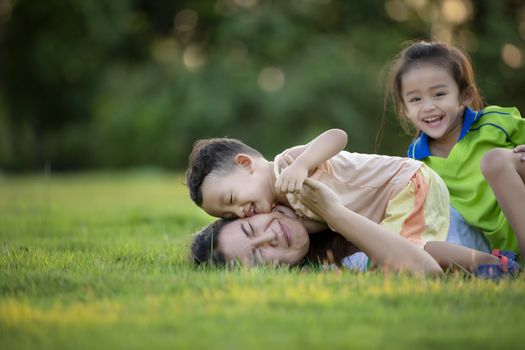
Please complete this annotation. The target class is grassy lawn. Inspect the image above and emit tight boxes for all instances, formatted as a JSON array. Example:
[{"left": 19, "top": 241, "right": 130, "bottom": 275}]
[{"left": 1, "top": 172, "right": 524, "bottom": 350}]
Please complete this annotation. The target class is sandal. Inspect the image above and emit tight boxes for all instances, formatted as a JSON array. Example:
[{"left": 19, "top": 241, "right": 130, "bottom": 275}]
[{"left": 474, "top": 249, "right": 521, "bottom": 280}]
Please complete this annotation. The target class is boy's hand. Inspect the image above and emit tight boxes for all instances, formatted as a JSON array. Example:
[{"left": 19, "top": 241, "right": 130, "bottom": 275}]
[
  {"left": 275, "top": 159, "right": 309, "bottom": 194},
  {"left": 514, "top": 144, "right": 525, "bottom": 161}
]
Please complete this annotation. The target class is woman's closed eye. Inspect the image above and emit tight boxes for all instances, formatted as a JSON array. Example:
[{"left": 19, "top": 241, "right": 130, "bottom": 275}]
[{"left": 241, "top": 221, "right": 255, "bottom": 237}]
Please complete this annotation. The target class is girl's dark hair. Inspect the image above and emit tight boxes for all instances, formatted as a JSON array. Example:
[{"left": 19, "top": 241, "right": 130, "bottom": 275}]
[
  {"left": 381, "top": 40, "right": 484, "bottom": 139},
  {"left": 190, "top": 219, "right": 359, "bottom": 267},
  {"left": 185, "top": 138, "right": 262, "bottom": 206}
]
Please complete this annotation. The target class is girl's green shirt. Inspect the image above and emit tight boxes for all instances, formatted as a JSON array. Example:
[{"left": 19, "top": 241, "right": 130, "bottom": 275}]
[{"left": 408, "top": 106, "right": 525, "bottom": 252}]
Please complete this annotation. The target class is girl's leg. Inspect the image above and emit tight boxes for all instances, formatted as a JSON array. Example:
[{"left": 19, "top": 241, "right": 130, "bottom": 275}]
[
  {"left": 424, "top": 241, "right": 499, "bottom": 271},
  {"left": 480, "top": 148, "right": 525, "bottom": 255}
]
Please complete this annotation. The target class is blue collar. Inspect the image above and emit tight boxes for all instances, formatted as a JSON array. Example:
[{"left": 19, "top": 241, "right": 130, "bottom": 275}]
[{"left": 407, "top": 107, "right": 481, "bottom": 159}]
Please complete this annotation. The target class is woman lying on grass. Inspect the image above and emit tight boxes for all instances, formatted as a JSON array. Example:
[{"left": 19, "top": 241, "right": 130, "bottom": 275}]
[{"left": 191, "top": 178, "right": 520, "bottom": 278}]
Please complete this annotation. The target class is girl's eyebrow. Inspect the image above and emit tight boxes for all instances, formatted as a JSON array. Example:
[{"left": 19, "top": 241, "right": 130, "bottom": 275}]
[
  {"left": 429, "top": 84, "right": 448, "bottom": 90},
  {"left": 405, "top": 83, "right": 449, "bottom": 96}
]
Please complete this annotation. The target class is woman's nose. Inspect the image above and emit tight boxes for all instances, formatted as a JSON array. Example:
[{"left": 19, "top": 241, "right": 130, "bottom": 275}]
[{"left": 254, "top": 232, "right": 278, "bottom": 246}]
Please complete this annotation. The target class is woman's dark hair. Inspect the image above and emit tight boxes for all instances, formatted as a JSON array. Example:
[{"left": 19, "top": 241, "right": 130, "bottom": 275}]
[
  {"left": 303, "top": 230, "right": 360, "bottom": 266},
  {"left": 381, "top": 40, "right": 484, "bottom": 139},
  {"left": 190, "top": 219, "right": 232, "bottom": 265},
  {"left": 185, "top": 138, "right": 262, "bottom": 206},
  {"left": 190, "top": 219, "right": 359, "bottom": 267}
]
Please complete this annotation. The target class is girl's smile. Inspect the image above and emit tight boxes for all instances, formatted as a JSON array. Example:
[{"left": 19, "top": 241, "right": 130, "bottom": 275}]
[{"left": 401, "top": 63, "right": 465, "bottom": 156}]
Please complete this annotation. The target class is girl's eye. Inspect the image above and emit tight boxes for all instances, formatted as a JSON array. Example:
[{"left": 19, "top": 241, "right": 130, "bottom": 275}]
[
  {"left": 409, "top": 97, "right": 420, "bottom": 103},
  {"left": 249, "top": 222, "right": 255, "bottom": 234},
  {"left": 435, "top": 92, "right": 446, "bottom": 97}
]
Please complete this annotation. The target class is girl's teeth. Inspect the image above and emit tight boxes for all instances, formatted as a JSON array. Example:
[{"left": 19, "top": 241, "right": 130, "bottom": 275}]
[{"left": 425, "top": 116, "right": 442, "bottom": 123}]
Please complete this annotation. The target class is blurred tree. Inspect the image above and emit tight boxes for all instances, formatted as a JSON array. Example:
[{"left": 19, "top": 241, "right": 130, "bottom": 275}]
[{"left": 1, "top": 0, "right": 524, "bottom": 171}]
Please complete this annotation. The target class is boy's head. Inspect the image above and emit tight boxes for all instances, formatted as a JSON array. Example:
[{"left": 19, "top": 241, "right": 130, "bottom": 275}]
[{"left": 186, "top": 138, "right": 276, "bottom": 219}]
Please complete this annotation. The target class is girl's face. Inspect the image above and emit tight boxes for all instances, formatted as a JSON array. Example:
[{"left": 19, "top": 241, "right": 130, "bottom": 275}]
[
  {"left": 217, "top": 209, "right": 310, "bottom": 266},
  {"left": 401, "top": 64, "right": 465, "bottom": 142}
]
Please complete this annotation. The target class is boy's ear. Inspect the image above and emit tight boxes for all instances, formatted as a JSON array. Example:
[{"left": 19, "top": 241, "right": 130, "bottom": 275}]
[{"left": 234, "top": 153, "right": 254, "bottom": 172}]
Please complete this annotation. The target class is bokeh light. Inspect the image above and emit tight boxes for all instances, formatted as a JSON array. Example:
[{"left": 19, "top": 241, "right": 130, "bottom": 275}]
[
  {"left": 501, "top": 43, "right": 523, "bottom": 69},
  {"left": 385, "top": 0, "right": 409, "bottom": 22},
  {"left": 257, "top": 67, "right": 285, "bottom": 93},
  {"left": 175, "top": 9, "right": 199, "bottom": 33},
  {"left": 441, "top": 0, "right": 471, "bottom": 24},
  {"left": 183, "top": 45, "right": 207, "bottom": 72}
]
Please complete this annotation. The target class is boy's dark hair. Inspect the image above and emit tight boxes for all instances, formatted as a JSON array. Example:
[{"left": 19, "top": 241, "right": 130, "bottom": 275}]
[
  {"left": 185, "top": 138, "right": 263, "bottom": 206},
  {"left": 190, "top": 219, "right": 359, "bottom": 267}
]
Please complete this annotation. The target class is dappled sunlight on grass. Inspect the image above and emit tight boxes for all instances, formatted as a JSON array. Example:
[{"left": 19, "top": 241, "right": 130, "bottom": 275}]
[
  {"left": 1, "top": 173, "right": 524, "bottom": 349},
  {"left": 1, "top": 298, "right": 122, "bottom": 328}
]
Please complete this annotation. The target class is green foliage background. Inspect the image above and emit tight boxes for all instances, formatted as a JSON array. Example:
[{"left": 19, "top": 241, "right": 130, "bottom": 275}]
[{"left": 1, "top": 0, "right": 524, "bottom": 171}]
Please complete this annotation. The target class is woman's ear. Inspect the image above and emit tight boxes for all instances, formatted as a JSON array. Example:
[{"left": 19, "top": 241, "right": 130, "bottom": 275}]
[{"left": 234, "top": 154, "right": 254, "bottom": 172}]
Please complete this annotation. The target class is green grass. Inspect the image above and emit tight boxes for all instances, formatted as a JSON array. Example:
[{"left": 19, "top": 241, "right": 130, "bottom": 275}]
[{"left": 1, "top": 171, "right": 524, "bottom": 350}]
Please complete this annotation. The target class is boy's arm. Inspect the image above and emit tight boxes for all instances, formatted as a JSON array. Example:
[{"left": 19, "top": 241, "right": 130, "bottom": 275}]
[{"left": 275, "top": 129, "right": 347, "bottom": 194}]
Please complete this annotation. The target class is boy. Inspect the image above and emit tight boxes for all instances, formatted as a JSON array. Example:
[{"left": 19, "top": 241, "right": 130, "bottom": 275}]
[{"left": 186, "top": 129, "right": 450, "bottom": 245}]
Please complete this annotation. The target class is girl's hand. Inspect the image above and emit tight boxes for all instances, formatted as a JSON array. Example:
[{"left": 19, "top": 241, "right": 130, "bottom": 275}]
[
  {"left": 513, "top": 144, "right": 525, "bottom": 161},
  {"left": 296, "top": 178, "right": 341, "bottom": 219},
  {"left": 275, "top": 157, "right": 309, "bottom": 194}
]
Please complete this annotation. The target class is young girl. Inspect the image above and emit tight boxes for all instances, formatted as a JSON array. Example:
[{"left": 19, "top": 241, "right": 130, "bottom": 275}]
[{"left": 385, "top": 40, "right": 525, "bottom": 256}]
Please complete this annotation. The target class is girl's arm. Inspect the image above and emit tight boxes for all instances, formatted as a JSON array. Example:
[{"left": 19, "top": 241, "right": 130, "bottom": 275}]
[
  {"left": 275, "top": 129, "right": 347, "bottom": 194},
  {"left": 297, "top": 178, "right": 444, "bottom": 276}
]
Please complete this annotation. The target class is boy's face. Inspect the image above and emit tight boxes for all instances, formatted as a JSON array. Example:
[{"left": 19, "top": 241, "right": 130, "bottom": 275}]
[{"left": 200, "top": 155, "right": 275, "bottom": 219}]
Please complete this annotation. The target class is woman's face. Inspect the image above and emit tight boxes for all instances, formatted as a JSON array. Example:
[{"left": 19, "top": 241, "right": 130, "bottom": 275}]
[{"left": 217, "top": 207, "right": 310, "bottom": 266}]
